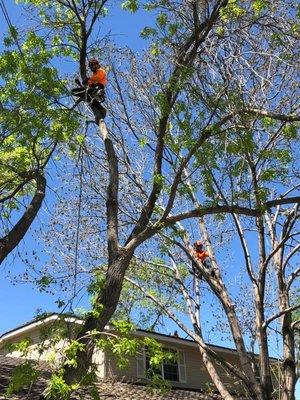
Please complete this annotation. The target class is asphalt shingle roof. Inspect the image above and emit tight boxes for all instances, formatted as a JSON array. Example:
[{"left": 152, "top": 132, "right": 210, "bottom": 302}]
[{"left": 0, "top": 356, "right": 225, "bottom": 400}]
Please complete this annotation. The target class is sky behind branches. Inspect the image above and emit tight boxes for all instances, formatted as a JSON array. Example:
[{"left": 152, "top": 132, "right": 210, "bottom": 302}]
[
  {"left": 0, "top": 0, "right": 150, "bottom": 335},
  {"left": 0, "top": 2, "right": 299, "bottom": 397}
]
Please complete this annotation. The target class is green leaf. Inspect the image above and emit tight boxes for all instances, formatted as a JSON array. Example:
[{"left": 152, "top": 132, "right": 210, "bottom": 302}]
[
  {"left": 156, "top": 13, "right": 167, "bottom": 28},
  {"left": 6, "top": 338, "right": 32, "bottom": 357},
  {"left": 121, "top": 0, "right": 139, "bottom": 12},
  {"left": 6, "top": 362, "right": 39, "bottom": 395},
  {"left": 44, "top": 371, "right": 71, "bottom": 400},
  {"left": 64, "top": 340, "right": 85, "bottom": 368},
  {"left": 252, "top": 0, "right": 267, "bottom": 15},
  {"left": 220, "top": 0, "right": 245, "bottom": 21},
  {"left": 140, "top": 27, "right": 157, "bottom": 39},
  {"left": 150, "top": 43, "right": 159, "bottom": 56}
]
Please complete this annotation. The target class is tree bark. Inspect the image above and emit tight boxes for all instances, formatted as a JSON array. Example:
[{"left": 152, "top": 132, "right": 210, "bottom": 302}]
[
  {"left": 0, "top": 173, "right": 46, "bottom": 264},
  {"left": 279, "top": 290, "right": 296, "bottom": 400},
  {"left": 64, "top": 250, "right": 133, "bottom": 384}
]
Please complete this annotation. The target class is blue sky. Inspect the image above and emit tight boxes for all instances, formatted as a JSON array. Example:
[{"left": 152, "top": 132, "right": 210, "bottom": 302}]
[
  {"left": 0, "top": 0, "right": 150, "bottom": 335},
  {"left": 0, "top": 1, "right": 299, "bottom": 397}
]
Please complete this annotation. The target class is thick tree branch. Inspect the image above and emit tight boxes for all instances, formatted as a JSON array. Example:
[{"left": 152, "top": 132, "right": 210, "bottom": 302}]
[
  {"left": 0, "top": 173, "right": 46, "bottom": 264},
  {"left": 126, "top": 0, "right": 229, "bottom": 245},
  {"left": 288, "top": 266, "right": 300, "bottom": 289},
  {"left": 263, "top": 304, "right": 300, "bottom": 330},
  {"left": 243, "top": 108, "right": 300, "bottom": 122},
  {"left": 103, "top": 132, "right": 120, "bottom": 258}
]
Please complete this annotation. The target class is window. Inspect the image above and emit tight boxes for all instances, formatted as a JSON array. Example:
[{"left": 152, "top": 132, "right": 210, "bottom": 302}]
[
  {"left": 163, "top": 352, "right": 179, "bottom": 381},
  {"left": 137, "top": 346, "right": 186, "bottom": 383}
]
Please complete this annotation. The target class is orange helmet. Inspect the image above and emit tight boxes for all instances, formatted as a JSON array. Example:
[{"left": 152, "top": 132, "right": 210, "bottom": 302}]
[{"left": 88, "top": 58, "right": 100, "bottom": 68}]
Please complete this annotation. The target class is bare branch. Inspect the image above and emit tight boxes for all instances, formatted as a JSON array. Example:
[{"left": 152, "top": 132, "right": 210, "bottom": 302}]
[{"left": 263, "top": 304, "right": 300, "bottom": 330}]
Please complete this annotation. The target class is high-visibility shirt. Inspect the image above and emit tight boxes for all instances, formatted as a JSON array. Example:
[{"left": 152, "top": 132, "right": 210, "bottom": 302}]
[
  {"left": 88, "top": 68, "right": 107, "bottom": 86},
  {"left": 194, "top": 250, "right": 209, "bottom": 261}
]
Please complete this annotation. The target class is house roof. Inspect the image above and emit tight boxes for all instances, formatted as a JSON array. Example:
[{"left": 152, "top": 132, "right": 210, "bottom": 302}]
[
  {"left": 0, "top": 313, "right": 82, "bottom": 341},
  {"left": 0, "top": 313, "right": 279, "bottom": 361},
  {"left": 0, "top": 356, "right": 223, "bottom": 400}
]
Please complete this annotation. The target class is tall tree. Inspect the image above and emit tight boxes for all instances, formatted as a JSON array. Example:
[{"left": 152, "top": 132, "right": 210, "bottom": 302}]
[
  {"left": 0, "top": 24, "right": 78, "bottom": 264},
  {"left": 5, "top": 0, "right": 300, "bottom": 399}
]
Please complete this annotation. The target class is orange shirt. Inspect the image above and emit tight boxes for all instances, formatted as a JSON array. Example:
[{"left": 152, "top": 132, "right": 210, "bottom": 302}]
[
  {"left": 194, "top": 250, "right": 209, "bottom": 261},
  {"left": 88, "top": 68, "right": 107, "bottom": 86}
]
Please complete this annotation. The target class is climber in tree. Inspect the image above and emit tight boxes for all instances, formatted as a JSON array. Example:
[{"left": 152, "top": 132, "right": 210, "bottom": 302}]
[
  {"left": 72, "top": 58, "right": 107, "bottom": 122},
  {"left": 193, "top": 240, "right": 212, "bottom": 270}
]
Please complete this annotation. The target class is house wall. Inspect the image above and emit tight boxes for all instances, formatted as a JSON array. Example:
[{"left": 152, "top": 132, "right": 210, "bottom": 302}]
[
  {"left": 0, "top": 320, "right": 105, "bottom": 379},
  {"left": 0, "top": 325, "right": 75, "bottom": 368},
  {"left": 1, "top": 320, "right": 279, "bottom": 395},
  {"left": 104, "top": 337, "right": 244, "bottom": 393}
]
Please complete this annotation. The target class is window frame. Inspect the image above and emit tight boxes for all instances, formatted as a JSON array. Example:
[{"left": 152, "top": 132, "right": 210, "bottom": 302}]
[{"left": 137, "top": 345, "right": 187, "bottom": 383}]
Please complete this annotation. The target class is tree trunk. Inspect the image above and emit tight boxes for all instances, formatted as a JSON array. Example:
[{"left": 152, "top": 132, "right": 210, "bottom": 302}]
[
  {"left": 254, "top": 287, "right": 274, "bottom": 400},
  {"left": 280, "top": 295, "right": 296, "bottom": 400},
  {"left": 198, "top": 345, "right": 235, "bottom": 400},
  {"left": 64, "top": 250, "right": 133, "bottom": 384},
  {"left": 0, "top": 173, "right": 46, "bottom": 264},
  {"left": 217, "top": 289, "right": 265, "bottom": 400},
  {"left": 198, "top": 217, "right": 264, "bottom": 399}
]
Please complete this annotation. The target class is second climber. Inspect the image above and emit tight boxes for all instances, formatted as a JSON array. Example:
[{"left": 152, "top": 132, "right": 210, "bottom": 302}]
[{"left": 193, "top": 240, "right": 212, "bottom": 270}]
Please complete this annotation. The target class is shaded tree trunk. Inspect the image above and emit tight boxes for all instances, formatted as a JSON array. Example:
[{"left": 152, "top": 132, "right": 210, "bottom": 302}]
[
  {"left": 64, "top": 249, "right": 133, "bottom": 384},
  {"left": 0, "top": 173, "right": 46, "bottom": 264}
]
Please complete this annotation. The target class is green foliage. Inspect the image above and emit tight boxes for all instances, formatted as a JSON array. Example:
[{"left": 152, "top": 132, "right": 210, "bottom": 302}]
[
  {"left": 0, "top": 26, "right": 79, "bottom": 222},
  {"left": 150, "top": 43, "right": 160, "bottom": 57},
  {"left": 64, "top": 340, "right": 85, "bottom": 368},
  {"left": 6, "top": 338, "right": 32, "bottom": 357},
  {"left": 87, "top": 272, "right": 105, "bottom": 296},
  {"left": 146, "top": 372, "right": 171, "bottom": 394},
  {"left": 220, "top": 0, "right": 246, "bottom": 21},
  {"left": 5, "top": 361, "right": 39, "bottom": 396},
  {"left": 93, "top": 319, "right": 137, "bottom": 369},
  {"left": 282, "top": 124, "right": 298, "bottom": 139},
  {"left": 121, "top": 0, "right": 139, "bottom": 12},
  {"left": 156, "top": 13, "right": 167, "bottom": 28},
  {"left": 138, "top": 137, "right": 148, "bottom": 147},
  {"left": 140, "top": 27, "right": 157, "bottom": 39},
  {"left": 112, "top": 320, "right": 135, "bottom": 335},
  {"left": 143, "top": 339, "right": 175, "bottom": 393},
  {"left": 110, "top": 337, "right": 140, "bottom": 368},
  {"left": 86, "top": 272, "right": 106, "bottom": 318},
  {"left": 43, "top": 371, "right": 73, "bottom": 400},
  {"left": 37, "top": 275, "right": 55, "bottom": 290},
  {"left": 154, "top": 92, "right": 170, "bottom": 115},
  {"left": 88, "top": 386, "right": 101, "bottom": 400},
  {"left": 153, "top": 173, "right": 165, "bottom": 187},
  {"left": 252, "top": 0, "right": 267, "bottom": 15}
]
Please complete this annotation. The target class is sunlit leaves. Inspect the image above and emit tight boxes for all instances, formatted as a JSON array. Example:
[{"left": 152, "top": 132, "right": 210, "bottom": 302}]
[
  {"left": 220, "top": 0, "right": 246, "bottom": 21},
  {"left": 121, "top": 0, "right": 139, "bottom": 13},
  {"left": 156, "top": 13, "right": 167, "bottom": 28},
  {"left": 5, "top": 362, "right": 39, "bottom": 396},
  {"left": 43, "top": 371, "right": 72, "bottom": 400},
  {"left": 6, "top": 338, "right": 32, "bottom": 357},
  {"left": 64, "top": 341, "right": 85, "bottom": 368},
  {"left": 0, "top": 26, "right": 79, "bottom": 222},
  {"left": 252, "top": 0, "right": 267, "bottom": 15},
  {"left": 140, "top": 27, "right": 157, "bottom": 39}
]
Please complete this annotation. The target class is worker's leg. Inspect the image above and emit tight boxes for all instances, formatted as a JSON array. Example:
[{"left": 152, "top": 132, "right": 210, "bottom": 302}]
[
  {"left": 88, "top": 86, "right": 105, "bottom": 103},
  {"left": 203, "top": 258, "right": 212, "bottom": 269},
  {"left": 91, "top": 101, "right": 107, "bottom": 122},
  {"left": 203, "top": 258, "right": 217, "bottom": 278},
  {"left": 71, "top": 87, "right": 89, "bottom": 104}
]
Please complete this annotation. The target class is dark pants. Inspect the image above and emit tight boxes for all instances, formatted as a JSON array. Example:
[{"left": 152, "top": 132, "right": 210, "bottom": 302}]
[
  {"left": 72, "top": 85, "right": 106, "bottom": 122},
  {"left": 192, "top": 258, "right": 213, "bottom": 280}
]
